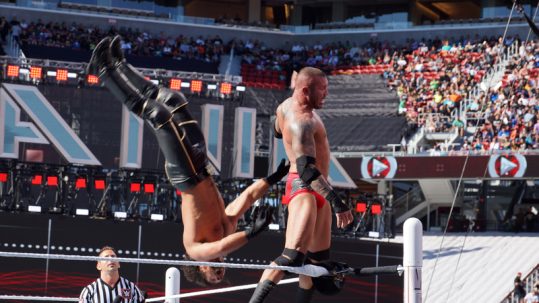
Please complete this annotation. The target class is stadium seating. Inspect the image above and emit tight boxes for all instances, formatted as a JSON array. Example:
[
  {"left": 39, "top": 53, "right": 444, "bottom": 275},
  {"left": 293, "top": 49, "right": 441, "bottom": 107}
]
[{"left": 7, "top": 13, "right": 539, "bottom": 153}]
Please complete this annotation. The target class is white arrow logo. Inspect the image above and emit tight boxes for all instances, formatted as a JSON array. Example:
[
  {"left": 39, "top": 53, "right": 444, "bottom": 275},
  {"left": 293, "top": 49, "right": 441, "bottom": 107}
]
[
  {"left": 372, "top": 159, "right": 389, "bottom": 176},
  {"left": 500, "top": 157, "right": 518, "bottom": 175}
]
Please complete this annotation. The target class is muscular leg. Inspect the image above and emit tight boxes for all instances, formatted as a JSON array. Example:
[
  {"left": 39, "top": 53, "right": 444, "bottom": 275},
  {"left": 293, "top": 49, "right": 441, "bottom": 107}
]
[
  {"left": 89, "top": 37, "right": 208, "bottom": 190},
  {"left": 296, "top": 201, "right": 332, "bottom": 302},
  {"left": 249, "top": 194, "right": 317, "bottom": 303},
  {"left": 307, "top": 201, "right": 332, "bottom": 259},
  {"left": 108, "top": 35, "right": 207, "bottom": 148}
]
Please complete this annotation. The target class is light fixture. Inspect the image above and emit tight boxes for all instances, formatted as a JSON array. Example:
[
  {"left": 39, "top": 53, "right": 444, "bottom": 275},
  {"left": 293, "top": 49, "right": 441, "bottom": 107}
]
[
  {"left": 268, "top": 223, "right": 280, "bottom": 230},
  {"left": 191, "top": 80, "right": 202, "bottom": 93},
  {"left": 355, "top": 202, "right": 366, "bottom": 213},
  {"left": 7, "top": 65, "right": 19, "bottom": 77},
  {"left": 30, "top": 67, "right": 42, "bottom": 79},
  {"left": 114, "top": 211, "right": 127, "bottom": 219},
  {"left": 56, "top": 69, "right": 68, "bottom": 81},
  {"left": 130, "top": 183, "right": 141, "bottom": 193},
  {"left": 87, "top": 75, "right": 99, "bottom": 85},
  {"left": 144, "top": 183, "right": 154, "bottom": 194},
  {"left": 371, "top": 204, "right": 382, "bottom": 215},
  {"left": 76, "top": 208, "right": 89, "bottom": 216},
  {"left": 94, "top": 179, "right": 106, "bottom": 190},
  {"left": 31, "top": 175, "right": 43, "bottom": 185},
  {"left": 47, "top": 176, "right": 58, "bottom": 187},
  {"left": 368, "top": 231, "right": 380, "bottom": 238},
  {"left": 490, "top": 180, "right": 500, "bottom": 186},
  {"left": 220, "top": 82, "right": 232, "bottom": 94},
  {"left": 150, "top": 213, "right": 164, "bottom": 221},
  {"left": 75, "top": 177, "right": 87, "bottom": 189},
  {"left": 169, "top": 79, "right": 181, "bottom": 90},
  {"left": 28, "top": 205, "right": 42, "bottom": 213}
]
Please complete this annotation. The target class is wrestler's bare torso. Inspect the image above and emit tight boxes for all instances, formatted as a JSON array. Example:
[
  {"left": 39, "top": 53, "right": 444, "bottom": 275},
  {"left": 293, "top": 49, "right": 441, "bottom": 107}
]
[
  {"left": 276, "top": 97, "right": 330, "bottom": 177},
  {"left": 181, "top": 178, "right": 235, "bottom": 259}
]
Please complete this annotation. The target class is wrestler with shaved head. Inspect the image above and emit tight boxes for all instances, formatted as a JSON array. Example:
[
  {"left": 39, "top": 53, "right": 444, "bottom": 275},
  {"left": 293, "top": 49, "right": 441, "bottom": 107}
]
[{"left": 249, "top": 67, "right": 354, "bottom": 302}]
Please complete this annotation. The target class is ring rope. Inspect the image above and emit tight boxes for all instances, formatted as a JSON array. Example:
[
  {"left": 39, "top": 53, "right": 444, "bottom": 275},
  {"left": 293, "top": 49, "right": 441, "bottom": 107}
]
[
  {"left": 145, "top": 278, "right": 300, "bottom": 302},
  {"left": 0, "top": 295, "right": 77, "bottom": 301},
  {"left": 0, "top": 251, "right": 330, "bottom": 277},
  {"left": 0, "top": 278, "right": 301, "bottom": 302}
]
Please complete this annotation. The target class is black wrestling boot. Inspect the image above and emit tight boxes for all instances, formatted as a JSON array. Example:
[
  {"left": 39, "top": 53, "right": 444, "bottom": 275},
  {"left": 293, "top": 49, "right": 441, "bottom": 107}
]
[
  {"left": 109, "top": 35, "right": 206, "bottom": 146},
  {"left": 89, "top": 37, "right": 209, "bottom": 190},
  {"left": 249, "top": 280, "right": 276, "bottom": 303},
  {"left": 88, "top": 37, "right": 153, "bottom": 119},
  {"left": 295, "top": 287, "right": 314, "bottom": 303},
  {"left": 109, "top": 35, "right": 158, "bottom": 100}
]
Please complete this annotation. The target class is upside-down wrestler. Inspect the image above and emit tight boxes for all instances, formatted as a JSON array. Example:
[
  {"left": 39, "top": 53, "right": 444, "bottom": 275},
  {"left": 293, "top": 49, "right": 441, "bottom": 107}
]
[{"left": 88, "top": 36, "right": 290, "bottom": 286}]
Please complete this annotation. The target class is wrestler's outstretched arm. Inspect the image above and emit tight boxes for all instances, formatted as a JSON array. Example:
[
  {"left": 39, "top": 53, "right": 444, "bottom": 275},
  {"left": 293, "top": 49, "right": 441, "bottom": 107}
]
[
  {"left": 225, "top": 159, "right": 289, "bottom": 222},
  {"left": 187, "top": 230, "right": 252, "bottom": 261},
  {"left": 290, "top": 118, "right": 353, "bottom": 229},
  {"left": 187, "top": 161, "right": 289, "bottom": 261}
]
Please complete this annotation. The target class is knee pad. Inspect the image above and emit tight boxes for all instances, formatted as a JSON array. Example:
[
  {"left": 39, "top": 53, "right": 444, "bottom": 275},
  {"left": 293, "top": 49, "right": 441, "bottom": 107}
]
[
  {"left": 156, "top": 88, "right": 189, "bottom": 113},
  {"left": 156, "top": 88, "right": 206, "bottom": 148},
  {"left": 306, "top": 249, "right": 330, "bottom": 263},
  {"left": 274, "top": 248, "right": 306, "bottom": 267}
]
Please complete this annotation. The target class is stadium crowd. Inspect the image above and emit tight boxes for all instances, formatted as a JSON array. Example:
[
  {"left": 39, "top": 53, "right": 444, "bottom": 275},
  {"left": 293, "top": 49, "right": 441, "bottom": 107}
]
[
  {"left": 4, "top": 14, "right": 539, "bottom": 152},
  {"left": 462, "top": 40, "right": 539, "bottom": 152},
  {"left": 4, "top": 16, "right": 226, "bottom": 64}
]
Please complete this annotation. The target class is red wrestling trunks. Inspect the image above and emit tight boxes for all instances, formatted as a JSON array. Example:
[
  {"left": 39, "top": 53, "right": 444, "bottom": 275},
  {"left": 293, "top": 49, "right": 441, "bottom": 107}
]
[{"left": 282, "top": 172, "right": 326, "bottom": 209}]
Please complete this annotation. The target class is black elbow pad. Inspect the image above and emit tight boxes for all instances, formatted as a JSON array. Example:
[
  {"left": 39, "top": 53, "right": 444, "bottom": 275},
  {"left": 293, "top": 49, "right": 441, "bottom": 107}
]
[
  {"left": 272, "top": 117, "right": 282, "bottom": 139},
  {"left": 296, "top": 155, "right": 321, "bottom": 184}
]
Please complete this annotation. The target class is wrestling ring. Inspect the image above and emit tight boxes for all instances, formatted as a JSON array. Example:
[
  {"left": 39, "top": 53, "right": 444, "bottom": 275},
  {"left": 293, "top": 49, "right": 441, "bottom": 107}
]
[{"left": 0, "top": 218, "right": 422, "bottom": 303}]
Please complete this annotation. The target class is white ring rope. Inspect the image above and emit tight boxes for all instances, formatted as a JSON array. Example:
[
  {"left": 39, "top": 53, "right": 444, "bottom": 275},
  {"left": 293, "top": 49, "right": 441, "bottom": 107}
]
[
  {"left": 145, "top": 278, "right": 300, "bottom": 302},
  {"left": 0, "top": 295, "right": 77, "bottom": 302},
  {"left": 0, "top": 278, "right": 299, "bottom": 302},
  {"left": 0, "top": 278, "right": 301, "bottom": 302},
  {"left": 0, "top": 251, "right": 330, "bottom": 277}
]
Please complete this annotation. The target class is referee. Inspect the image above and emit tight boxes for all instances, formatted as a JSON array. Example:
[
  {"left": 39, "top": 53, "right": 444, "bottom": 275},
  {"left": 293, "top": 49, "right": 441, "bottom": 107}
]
[{"left": 79, "top": 246, "right": 146, "bottom": 303}]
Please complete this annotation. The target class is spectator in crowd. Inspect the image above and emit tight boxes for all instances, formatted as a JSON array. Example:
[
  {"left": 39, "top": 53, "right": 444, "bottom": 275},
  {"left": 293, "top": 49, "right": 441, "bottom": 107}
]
[
  {"left": 0, "top": 16, "right": 9, "bottom": 42},
  {"left": 10, "top": 18, "right": 225, "bottom": 64},
  {"left": 514, "top": 272, "right": 527, "bottom": 303},
  {"left": 524, "top": 284, "right": 539, "bottom": 303}
]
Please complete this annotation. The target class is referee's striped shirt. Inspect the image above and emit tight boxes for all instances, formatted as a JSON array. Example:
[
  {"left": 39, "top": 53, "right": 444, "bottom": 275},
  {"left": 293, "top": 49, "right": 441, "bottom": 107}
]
[{"left": 79, "top": 276, "right": 144, "bottom": 303}]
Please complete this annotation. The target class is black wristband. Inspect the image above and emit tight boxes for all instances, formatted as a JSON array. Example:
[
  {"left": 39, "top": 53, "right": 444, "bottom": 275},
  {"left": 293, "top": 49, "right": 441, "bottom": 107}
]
[
  {"left": 245, "top": 229, "right": 260, "bottom": 240},
  {"left": 326, "top": 191, "right": 349, "bottom": 213},
  {"left": 264, "top": 175, "right": 280, "bottom": 186}
]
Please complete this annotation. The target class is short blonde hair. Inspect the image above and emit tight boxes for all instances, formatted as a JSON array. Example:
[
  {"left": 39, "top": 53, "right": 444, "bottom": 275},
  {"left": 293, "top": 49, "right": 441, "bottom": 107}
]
[{"left": 98, "top": 246, "right": 117, "bottom": 256}]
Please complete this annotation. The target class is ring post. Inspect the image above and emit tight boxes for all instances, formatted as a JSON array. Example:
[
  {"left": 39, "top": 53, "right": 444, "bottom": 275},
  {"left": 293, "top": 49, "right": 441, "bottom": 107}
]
[
  {"left": 403, "top": 218, "right": 422, "bottom": 303},
  {"left": 165, "top": 267, "right": 180, "bottom": 303}
]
